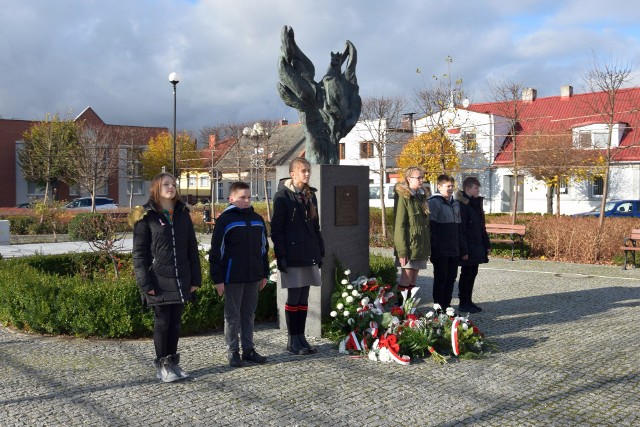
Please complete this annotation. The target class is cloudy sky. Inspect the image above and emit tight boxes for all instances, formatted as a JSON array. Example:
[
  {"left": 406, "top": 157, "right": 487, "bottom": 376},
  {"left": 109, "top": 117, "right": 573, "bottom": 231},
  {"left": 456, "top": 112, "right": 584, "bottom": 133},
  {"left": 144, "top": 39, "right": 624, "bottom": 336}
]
[{"left": 2, "top": 0, "right": 640, "bottom": 135}]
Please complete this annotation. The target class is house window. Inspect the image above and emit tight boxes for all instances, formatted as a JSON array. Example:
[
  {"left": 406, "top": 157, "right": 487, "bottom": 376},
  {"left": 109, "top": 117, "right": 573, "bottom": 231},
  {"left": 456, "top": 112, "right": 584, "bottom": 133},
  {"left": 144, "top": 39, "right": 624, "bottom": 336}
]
[
  {"left": 96, "top": 180, "right": 108, "bottom": 196},
  {"left": 187, "top": 175, "right": 196, "bottom": 187},
  {"left": 591, "top": 176, "right": 604, "bottom": 197},
  {"left": 576, "top": 131, "right": 609, "bottom": 149},
  {"left": 462, "top": 132, "right": 477, "bottom": 152},
  {"left": 125, "top": 147, "right": 144, "bottom": 195},
  {"left": 27, "top": 182, "right": 46, "bottom": 196},
  {"left": 359, "top": 141, "right": 374, "bottom": 158},
  {"left": 266, "top": 181, "right": 272, "bottom": 198},
  {"left": 200, "top": 175, "right": 210, "bottom": 188},
  {"left": 217, "top": 182, "right": 224, "bottom": 200},
  {"left": 339, "top": 143, "right": 346, "bottom": 160},
  {"left": 558, "top": 176, "right": 568, "bottom": 195},
  {"left": 69, "top": 185, "right": 81, "bottom": 197}
]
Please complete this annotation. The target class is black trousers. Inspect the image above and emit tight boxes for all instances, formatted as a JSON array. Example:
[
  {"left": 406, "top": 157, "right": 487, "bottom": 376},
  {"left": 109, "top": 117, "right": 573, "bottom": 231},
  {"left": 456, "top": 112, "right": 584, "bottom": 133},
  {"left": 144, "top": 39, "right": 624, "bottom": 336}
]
[
  {"left": 153, "top": 304, "right": 184, "bottom": 359},
  {"left": 430, "top": 255, "right": 459, "bottom": 309},
  {"left": 458, "top": 264, "right": 479, "bottom": 305}
]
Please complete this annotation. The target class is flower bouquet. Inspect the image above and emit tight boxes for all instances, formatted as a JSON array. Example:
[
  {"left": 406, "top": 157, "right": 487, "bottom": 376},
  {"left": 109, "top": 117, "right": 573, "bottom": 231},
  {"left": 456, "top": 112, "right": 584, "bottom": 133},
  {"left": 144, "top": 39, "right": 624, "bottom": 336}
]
[{"left": 325, "top": 267, "right": 495, "bottom": 365}]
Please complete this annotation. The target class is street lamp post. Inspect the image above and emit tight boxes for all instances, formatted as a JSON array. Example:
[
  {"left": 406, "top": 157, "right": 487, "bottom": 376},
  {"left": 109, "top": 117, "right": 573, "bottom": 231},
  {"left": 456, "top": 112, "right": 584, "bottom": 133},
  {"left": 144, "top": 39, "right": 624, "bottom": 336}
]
[
  {"left": 242, "top": 123, "right": 267, "bottom": 200},
  {"left": 169, "top": 72, "right": 180, "bottom": 177}
]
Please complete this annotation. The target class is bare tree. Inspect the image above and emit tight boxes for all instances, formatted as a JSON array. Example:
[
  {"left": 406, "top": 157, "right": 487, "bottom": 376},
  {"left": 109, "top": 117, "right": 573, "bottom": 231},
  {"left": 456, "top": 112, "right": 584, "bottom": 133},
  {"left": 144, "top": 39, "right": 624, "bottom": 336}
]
[
  {"left": 519, "top": 129, "right": 602, "bottom": 216},
  {"left": 69, "top": 123, "right": 122, "bottom": 212},
  {"left": 486, "top": 80, "right": 528, "bottom": 224},
  {"left": 359, "top": 96, "right": 407, "bottom": 239},
  {"left": 582, "top": 56, "right": 633, "bottom": 230}
]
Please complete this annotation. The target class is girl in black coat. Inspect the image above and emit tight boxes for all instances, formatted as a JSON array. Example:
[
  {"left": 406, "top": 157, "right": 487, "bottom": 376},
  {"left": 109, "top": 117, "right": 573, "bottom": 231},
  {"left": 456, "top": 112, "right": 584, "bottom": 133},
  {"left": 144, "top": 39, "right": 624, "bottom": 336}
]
[
  {"left": 271, "top": 157, "right": 324, "bottom": 355},
  {"left": 130, "top": 172, "right": 201, "bottom": 382}
]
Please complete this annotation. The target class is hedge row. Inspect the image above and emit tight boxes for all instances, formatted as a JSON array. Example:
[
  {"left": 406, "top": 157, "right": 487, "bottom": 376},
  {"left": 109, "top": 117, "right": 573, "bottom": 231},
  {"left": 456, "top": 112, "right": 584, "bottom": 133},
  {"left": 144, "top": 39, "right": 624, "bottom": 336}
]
[
  {"left": 0, "top": 252, "right": 396, "bottom": 338},
  {"left": 0, "top": 253, "right": 276, "bottom": 338},
  {"left": 369, "top": 208, "right": 640, "bottom": 264}
]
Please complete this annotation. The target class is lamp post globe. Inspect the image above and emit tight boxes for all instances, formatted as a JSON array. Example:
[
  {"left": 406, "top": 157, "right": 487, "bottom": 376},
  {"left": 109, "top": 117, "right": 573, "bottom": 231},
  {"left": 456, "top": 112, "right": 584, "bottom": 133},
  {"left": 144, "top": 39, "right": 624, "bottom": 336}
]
[{"left": 169, "top": 72, "right": 180, "bottom": 177}]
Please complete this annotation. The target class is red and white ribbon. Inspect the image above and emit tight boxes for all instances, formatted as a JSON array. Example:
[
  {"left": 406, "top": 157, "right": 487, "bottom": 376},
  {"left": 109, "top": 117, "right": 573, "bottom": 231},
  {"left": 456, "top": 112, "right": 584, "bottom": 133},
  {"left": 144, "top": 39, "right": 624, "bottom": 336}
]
[
  {"left": 366, "top": 321, "right": 378, "bottom": 338},
  {"left": 451, "top": 318, "right": 461, "bottom": 356},
  {"left": 345, "top": 331, "right": 362, "bottom": 352}
]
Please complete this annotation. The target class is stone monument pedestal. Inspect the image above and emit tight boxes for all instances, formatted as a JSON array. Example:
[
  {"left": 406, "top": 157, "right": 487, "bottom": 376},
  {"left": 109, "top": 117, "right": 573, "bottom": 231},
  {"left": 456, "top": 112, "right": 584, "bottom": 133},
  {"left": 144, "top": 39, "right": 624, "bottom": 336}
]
[{"left": 275, "top": 165, "right": 370, "bottom": 337}]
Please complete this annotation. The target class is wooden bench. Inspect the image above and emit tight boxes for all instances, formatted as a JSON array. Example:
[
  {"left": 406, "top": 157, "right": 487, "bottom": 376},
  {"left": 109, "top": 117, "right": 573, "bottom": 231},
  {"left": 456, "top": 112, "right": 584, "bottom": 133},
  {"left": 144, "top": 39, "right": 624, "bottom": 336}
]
[
  {"left": 485, "top": 223, "right": 526, "bottom": 261},
  {"left": 621, "top": 228, "right": 640, "bottom": 270}
]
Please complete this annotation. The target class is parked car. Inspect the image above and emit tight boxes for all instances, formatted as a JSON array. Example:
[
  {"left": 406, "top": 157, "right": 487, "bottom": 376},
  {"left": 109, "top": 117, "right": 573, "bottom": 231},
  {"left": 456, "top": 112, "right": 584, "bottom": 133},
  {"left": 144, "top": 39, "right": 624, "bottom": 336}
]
[
  {"left": 16, "top": 202, "right": 34, "bottom": 209},
  {"left": 369, "top": 184, "right": 396, "bottom": 208},
  {"left": 573, "top": 200, "right": 640, "bottom": 218},
  {"left": 64, "top": 197, "right": 118, "bottom": 210}
]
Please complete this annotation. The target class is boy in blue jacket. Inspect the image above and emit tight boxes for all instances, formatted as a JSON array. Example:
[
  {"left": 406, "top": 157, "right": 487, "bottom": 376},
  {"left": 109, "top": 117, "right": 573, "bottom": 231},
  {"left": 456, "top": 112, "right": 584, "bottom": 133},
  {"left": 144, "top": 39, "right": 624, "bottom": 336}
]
[{"left": 209, "top": 182, "right": 269, "bottom": 367}]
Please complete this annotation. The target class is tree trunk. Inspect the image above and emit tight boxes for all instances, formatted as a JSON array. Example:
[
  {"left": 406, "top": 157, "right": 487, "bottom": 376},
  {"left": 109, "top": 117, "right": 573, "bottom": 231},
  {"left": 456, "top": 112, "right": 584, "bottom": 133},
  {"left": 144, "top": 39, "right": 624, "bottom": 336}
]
[{"left": 546, "top": 184, "right": 553, "bottom": 215}]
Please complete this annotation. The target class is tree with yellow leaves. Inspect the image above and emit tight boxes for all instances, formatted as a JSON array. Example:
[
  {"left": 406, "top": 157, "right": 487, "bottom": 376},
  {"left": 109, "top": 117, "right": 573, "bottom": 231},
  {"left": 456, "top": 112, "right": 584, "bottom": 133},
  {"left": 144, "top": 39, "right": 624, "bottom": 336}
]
[
  {"left": 141, "top": 131, "right": 203, "bottom": 180},
  {"left": 396, "top": 128, "right": 459, "bottom": 185}
]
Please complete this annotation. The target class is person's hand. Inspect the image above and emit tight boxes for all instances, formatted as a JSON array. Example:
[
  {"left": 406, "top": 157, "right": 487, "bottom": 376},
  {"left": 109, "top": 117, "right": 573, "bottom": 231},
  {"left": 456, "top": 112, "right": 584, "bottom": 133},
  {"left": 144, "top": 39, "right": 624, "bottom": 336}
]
[
  {"left": 259, "top": 278, "right": 268, "bottom": 291},
  {"left": 462, "top": 255, "right": 469, "bottom": 261},
  {"left": 147, "top": 290, "right": 155, "bottom": 296},
  {"left": 190, "top": 286, "right": 198, "bottom": 293},
  {"left": 215, "top": 283, "right": 224, "bottom": 296},
  {"left": 277, "top": 259, "right": 287, "bottom": 273},
  {"left": 399, "top": 256, "right": 408, "bottom": 267}
]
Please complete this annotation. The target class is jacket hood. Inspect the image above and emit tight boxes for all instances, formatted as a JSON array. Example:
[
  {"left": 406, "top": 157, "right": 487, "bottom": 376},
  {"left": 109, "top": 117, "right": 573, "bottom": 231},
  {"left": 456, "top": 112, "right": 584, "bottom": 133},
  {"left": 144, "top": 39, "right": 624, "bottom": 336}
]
[
  {"left": 222, "top": 204, "right": 255, "bottom": 215},
  {"left": 394, "top": 182, "right": 429, "bottom": 199},
  {"left": 454, "top": 190, "right": 469, "bottom": 205},
  {"left": 277, "top": 177, "right": 317, "bottom": 194},
  {"left": 128, "top": 199, "right": 190, "bottom": 228}
]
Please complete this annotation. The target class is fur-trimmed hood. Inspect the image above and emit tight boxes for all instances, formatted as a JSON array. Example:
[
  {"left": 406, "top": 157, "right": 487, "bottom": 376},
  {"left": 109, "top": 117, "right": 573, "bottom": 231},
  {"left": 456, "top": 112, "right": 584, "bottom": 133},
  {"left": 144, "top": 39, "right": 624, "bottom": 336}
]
[
  {"left": 454, "top": 190, "right": 469, "bottom": 205},
  {"left": 394, "top": 182, "right": 430, "bottom": 199},
  {"left": 127, "top": 200, "right": 191, "bottom": 228}
]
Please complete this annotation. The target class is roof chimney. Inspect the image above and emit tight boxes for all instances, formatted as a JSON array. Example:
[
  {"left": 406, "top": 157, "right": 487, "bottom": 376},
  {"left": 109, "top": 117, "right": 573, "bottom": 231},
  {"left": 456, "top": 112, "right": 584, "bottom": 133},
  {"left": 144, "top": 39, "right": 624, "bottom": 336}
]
[
  {"left": 208, "top": 134, "right": 217, "bottom": 148},
  {"left": 401, "top": 112, "right": 415, "bottom": 131},
  {"left": 561, "top": 85, "right": 574, "bottom": 98},
  {"left": 522, "top": 88, "right": 537, "bottom": 102},
  {"left": 280, "top": 118, "right": 288, "bottom": 126}
]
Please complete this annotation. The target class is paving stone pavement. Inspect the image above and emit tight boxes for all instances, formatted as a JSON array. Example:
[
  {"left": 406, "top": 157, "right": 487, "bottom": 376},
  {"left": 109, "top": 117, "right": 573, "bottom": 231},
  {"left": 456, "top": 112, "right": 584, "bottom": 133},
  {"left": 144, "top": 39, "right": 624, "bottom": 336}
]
[{"left": 2, "top": 245, "right": 640, "bottom": 426}]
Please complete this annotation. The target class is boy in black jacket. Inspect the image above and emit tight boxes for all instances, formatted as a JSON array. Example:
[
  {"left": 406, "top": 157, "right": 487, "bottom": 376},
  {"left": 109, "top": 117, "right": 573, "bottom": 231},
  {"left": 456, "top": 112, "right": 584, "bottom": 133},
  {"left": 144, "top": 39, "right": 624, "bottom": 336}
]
[{"left": 209, "top": 182, "right": 269, "bottom": 367}]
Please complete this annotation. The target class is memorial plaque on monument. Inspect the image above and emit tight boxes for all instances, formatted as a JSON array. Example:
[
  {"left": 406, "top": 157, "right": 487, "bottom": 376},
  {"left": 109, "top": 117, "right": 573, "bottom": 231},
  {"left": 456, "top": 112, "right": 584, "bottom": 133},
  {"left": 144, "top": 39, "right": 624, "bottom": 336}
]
[{"left": 335, "top": 185, "right": 358, "bottom": 226}]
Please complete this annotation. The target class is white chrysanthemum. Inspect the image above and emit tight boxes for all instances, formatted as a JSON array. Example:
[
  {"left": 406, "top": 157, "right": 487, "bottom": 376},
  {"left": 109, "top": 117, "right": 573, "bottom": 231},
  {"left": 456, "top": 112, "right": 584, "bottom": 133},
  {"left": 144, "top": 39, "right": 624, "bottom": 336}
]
[
  {"left": 346, "top": 296, "right": 354, "bottom": 303},
  {"left": 425, "top": 311, "right": 434, "bottom": 318},
  {"left": 433, "top": 303, "right": 442, "bottom": 311},
  {"left": 360, "top": 297, "right": 370, "bottom": 306},
  {"left": 446, "top": 307, "right": 455, "bottom": 317},
  {"left": 343, "top": 310, "right": 350, "bottom": 317},
  {"left": 378, "top": 347, "right": 392, "bottom": 363},
  {"left": 341, "top": 279, "right": 348, "bottom": 285},
  {"left": 269, "top": 273, "right": 278, "bottom": 282},
  {"left": 351, "top": 290, "right": 359, "bottom": 296},
  {"left": 269, "top": 259, "right": 277, "bottom": 267},
  {"left": 346, "top": 284, "right": 353, "bottom": 290},
  {"left": 337, "top": 303, "right": 344, "bottom": 310},
  {"left": 344, "top": 269, "right": 351, "bottom": 275},
  {"left": 330, "top": 311, "right": 337, "bottom": 318},
  {"left": 347, "top": 318, "right": 355, "bottom": 325},
  {"left": 368, "top": 350, "right": 378, "bottom": 361},
  {"left": 341, "top": 292, "right": 349, "bottom": 298},
  {"left": 462, "top": 322, "right": 469, "bottom": 330}
]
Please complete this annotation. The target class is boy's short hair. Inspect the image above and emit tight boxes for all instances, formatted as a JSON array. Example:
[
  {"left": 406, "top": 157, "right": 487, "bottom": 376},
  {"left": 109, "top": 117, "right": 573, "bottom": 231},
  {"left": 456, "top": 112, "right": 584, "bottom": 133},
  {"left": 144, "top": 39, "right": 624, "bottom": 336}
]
[
  {"left": 463, "top": 176, "right": 481, "bottom": 190},
  {"left": 229, "top": 181, "right": 250, "bottom": 195},
  {"left": 436, "top": 174, "right": 453, "bottom": 186}
]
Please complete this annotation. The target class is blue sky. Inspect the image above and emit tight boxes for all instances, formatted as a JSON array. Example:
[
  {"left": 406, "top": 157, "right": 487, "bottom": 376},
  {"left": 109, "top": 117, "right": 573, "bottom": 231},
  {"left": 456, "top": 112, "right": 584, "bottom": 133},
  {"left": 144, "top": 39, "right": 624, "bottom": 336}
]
[{"left": 1, "top": 0, "right": 639, "bottom": 134}]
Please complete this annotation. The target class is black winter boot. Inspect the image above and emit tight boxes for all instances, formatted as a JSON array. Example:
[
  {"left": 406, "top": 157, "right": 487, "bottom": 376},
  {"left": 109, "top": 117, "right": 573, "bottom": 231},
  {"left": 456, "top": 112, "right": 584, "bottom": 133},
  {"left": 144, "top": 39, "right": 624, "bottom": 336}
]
[
  {"left": 296, "top": 306, "right": 317, "bottom": 354},
  {"left": 285, "top": 309, "right": 308, "bottom": 355},
  {"left": 168, "top": 353, "right": 189, "bottom": 379},
  {"left": 154, "top": 356, "right": 180, "bottom": 383}
]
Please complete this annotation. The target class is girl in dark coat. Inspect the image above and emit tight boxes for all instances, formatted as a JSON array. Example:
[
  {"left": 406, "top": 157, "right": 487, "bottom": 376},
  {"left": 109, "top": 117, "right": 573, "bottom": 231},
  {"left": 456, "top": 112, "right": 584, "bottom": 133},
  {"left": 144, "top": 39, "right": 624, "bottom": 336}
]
[
  {"left": 130, "top": 172, "right": 201, "bottom": 382},
  {"left": 271, "top": 157, "right": 324, "bottom": 355},
  {"left": 454, "top": 176, "right": 490, "bottom": 313}
]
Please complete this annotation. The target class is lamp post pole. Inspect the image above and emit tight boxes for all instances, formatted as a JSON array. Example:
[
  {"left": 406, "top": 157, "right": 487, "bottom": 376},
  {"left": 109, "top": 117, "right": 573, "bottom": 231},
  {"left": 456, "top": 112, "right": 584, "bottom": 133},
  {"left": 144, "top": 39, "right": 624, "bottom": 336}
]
[{"left": 169, "top": 72, "right": 180, "bottom": 177}]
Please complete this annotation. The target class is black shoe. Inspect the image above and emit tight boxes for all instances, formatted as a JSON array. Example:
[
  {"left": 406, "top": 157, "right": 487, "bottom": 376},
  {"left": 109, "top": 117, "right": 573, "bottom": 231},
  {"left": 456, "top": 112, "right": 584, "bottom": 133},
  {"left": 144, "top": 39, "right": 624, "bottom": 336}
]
[
  {"left": 287, "top": 334, "right": 310, "bottom": 355},
  {"left": 242, "top": 348, "right": 267, "bottom": 364},
  {"left": 459, "top": 303, "right": 481, "bottom": 314},
  {"left": 228, "top": 351, "right": 244, "bottom": 368},
  {"left": 297, "top": 335, "right": 318, "bottom": 354},
  {"left": 469, "top": 302, "right": 483, "bottom": 313}
]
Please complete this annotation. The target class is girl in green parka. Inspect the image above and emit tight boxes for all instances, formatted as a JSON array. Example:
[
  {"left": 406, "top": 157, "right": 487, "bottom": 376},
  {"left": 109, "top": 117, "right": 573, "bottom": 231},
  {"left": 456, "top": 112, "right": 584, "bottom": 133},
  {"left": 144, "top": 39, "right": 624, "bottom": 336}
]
[{"left": 393, "top": 166, "right": 431, "bottom": 305}]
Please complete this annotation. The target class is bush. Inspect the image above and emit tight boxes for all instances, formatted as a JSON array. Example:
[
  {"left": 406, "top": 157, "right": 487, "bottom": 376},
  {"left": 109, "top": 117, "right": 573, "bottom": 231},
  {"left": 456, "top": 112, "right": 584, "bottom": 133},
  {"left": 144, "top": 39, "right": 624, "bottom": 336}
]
[
  {"left": 5, "top": 215, "right": 36, "bottom": 235},
  {"left": 68, "top": 212, "right": 115, "bottom": 241},
  {"left": 369, "top": 253, "right": 398, "bottom": 286},
  {"left": 0, "top": 253, "right": 277, "bottom": 338}
]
